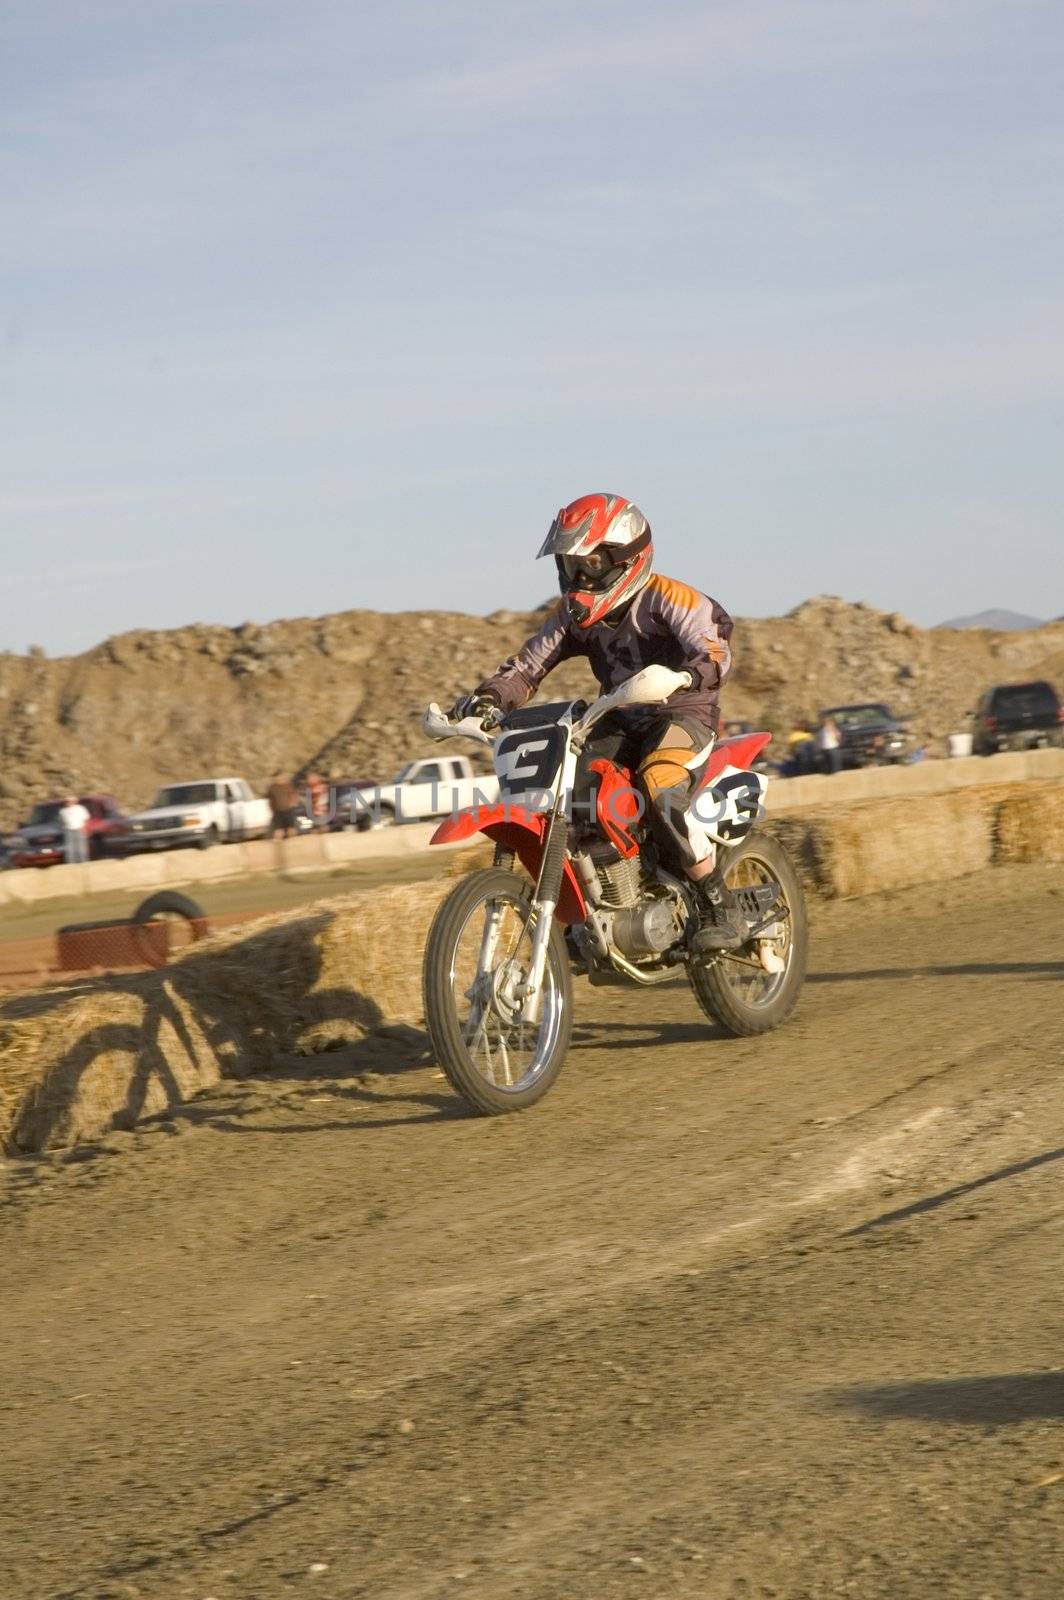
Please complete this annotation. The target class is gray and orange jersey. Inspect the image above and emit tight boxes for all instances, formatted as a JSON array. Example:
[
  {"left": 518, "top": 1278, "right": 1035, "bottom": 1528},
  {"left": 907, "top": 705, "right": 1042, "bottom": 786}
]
[{"left": 477, "top": 574, "right": 734, "bottom": 733}]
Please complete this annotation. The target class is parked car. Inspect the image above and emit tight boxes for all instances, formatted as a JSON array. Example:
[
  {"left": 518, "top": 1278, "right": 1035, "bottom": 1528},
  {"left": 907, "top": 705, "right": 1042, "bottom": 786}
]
[
  {"left": 7, "top": 795, "right": 131, "bottom": 868},
  {"left": 970, "top": 681, "right": 1063, "bottom": 754},
  {"left": 124, "top": 778, "right": 273, "bottom": 851},
  {"left": 323, "top": 779, "right": 376, "bottom": 831},
  {"left": 818, "top": 703, "right": 909, "bottom": 769},
  {"left": 354, "top": 755, "right": 500, "bottom": 830}
]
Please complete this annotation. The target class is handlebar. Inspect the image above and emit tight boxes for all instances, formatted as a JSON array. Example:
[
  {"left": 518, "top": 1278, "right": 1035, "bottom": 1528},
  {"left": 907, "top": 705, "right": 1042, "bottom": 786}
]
[
  {"left": 423, "top": 666, "right": 694, "bottom": 748},
  {"left": 421, "top": 703, "right": 498, "bottom": 747}
]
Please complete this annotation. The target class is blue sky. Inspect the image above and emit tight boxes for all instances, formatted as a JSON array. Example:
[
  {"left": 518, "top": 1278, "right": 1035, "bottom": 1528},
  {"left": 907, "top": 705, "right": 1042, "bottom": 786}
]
[{"left": 2, "top": 0, "right": 1062, "bottom": 654}]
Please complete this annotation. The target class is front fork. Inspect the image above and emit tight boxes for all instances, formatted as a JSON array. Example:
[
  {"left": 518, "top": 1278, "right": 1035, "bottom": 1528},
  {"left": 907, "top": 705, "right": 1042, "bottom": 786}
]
[
  {"left": 478, "top": 742, "right": 578, "bottom": 1027},
  {"left": 474, "top": 898, "right": 506, "bottom": 980},
  {"left": 514, "top": 899, "right": 556, "bottom": 1025},
  {"left": 469, "top": 844, "right": 557, "bottom": 1031},
  {"left": 514, "top": 800, "right": 570, "bottom": 1024}
]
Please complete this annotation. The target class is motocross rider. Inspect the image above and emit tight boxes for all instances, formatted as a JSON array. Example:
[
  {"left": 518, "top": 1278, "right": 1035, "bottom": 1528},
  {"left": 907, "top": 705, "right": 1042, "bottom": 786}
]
[{"left": 452, "top": 493, "right": 743, "bottom": 950}]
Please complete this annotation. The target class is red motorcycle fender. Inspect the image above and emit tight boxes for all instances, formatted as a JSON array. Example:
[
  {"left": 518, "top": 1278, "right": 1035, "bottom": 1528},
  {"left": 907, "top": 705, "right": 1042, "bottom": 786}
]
[{"left": 430, "top": 805, "right": 587, "bottom": 926}]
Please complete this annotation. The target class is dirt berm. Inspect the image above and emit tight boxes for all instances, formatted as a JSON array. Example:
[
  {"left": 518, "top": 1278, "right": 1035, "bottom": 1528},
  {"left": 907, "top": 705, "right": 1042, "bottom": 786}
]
[{"left": 2, "top": 778, "right": 1062, "bottom": 1154}]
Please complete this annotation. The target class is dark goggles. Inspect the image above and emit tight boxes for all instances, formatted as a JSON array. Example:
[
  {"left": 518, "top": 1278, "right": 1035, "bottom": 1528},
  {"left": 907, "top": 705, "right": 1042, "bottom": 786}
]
[{"left": 560, "top": 547, "right": 626, "bottom": 590}]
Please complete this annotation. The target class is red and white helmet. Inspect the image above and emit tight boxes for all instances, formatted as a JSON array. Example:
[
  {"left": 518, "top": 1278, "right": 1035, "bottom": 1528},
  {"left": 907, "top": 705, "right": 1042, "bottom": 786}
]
[{"left": 537, "top": 493, "right": 653, "bottom": 629}]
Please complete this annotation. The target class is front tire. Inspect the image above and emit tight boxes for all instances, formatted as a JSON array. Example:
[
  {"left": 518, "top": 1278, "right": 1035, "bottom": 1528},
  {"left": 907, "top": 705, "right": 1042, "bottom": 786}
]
[
  {"left": 423, "top": 867, "right": 573, "bottom": 1115},
  {"left": 688, "top": 831, "right": 807, "bottom": 1036}
]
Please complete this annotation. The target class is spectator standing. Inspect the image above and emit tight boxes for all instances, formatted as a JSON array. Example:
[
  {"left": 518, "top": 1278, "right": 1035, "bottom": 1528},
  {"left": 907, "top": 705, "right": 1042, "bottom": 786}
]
[
  {"left": 816, "top": 715, "right": 843, "bottom": 775},
  {"left": 305, "top": 771, "right": 329, "bottom": 830},
  {"left": 59, "top": 795, "right": 91, "bottom": 863},
  {"left": 783, "top": 721, "right": 817, "bottom": 777},
  {"left": 267, "top": 772, "right": 300, "bottom": 839}
]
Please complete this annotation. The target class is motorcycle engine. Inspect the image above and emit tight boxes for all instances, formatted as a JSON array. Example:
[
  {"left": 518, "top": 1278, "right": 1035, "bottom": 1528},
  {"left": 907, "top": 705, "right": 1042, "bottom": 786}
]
[
  {"left": 582, "top": 842, "right": 686, "bottom": 959},
  {"left": 611, "top": 899, "right": 683, "bottom": 958},
  {"left": 587, "top": 840, "right": 642, "bottom": 907}
]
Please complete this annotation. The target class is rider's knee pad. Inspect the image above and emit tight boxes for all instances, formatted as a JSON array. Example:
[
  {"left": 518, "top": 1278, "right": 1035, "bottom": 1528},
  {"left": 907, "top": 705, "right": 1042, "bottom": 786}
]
[{"left": 638, "top": 748, "right": 694, "bottom": 800}]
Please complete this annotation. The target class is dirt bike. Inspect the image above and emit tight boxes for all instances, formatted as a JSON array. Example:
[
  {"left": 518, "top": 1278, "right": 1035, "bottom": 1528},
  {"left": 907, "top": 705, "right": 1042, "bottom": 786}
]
[{"left": 420, "top": 665, "right": 807, "bottom": 1114}]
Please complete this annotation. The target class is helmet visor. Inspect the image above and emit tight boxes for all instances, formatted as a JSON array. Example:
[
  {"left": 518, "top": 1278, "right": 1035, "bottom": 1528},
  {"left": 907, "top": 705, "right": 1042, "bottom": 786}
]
[{"left": 536, "top": 510, "right": 596, "bottom": 560}]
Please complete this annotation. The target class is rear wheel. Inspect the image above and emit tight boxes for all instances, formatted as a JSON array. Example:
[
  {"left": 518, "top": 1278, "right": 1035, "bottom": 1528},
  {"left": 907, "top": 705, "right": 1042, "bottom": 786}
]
[
  {"left": 688, "top": 831, "right": 807, "bottom": 1036},
  {"left": 423, "top": 867, "right": 573, "bottom": 1114}
]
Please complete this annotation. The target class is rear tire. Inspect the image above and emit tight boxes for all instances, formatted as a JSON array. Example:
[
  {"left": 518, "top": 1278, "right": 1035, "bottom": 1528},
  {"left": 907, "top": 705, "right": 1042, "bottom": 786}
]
[
  {"left": 688, "top": 831, "right": 807, "bottom": 1036},
  {"left": 423, "top": 867, "right": 573, "bottom": 1115}
]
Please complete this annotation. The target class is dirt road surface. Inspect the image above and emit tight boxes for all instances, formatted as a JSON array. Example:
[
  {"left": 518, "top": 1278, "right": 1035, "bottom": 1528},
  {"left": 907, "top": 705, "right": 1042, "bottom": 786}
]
[{"left": 2, "top": 864, "right": 1063, "bottom": 1599}]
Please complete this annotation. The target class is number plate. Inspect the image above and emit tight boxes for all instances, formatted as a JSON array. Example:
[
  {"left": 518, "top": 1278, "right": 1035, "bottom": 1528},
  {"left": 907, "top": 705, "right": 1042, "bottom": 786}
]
[{"left": 494, "top": 724, "right": 567, "bottom": 802}]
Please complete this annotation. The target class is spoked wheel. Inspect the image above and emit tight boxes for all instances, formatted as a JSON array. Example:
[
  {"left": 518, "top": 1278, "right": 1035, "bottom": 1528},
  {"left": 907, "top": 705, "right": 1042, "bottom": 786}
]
[
  {"left": 688, "top": 831, "right": 807, "bottom": 1036},
  {"left": 423, "top": 867, "right": 573, "bottom": 1114}
]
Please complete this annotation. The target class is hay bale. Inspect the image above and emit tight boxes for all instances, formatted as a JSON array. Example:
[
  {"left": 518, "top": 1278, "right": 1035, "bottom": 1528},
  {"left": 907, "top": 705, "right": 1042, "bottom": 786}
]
[
  {"left": 0, "top": 880, "right": 451, "bottom": 1154},
  {"left": 807, "top": 788, "right": 996, "bottom": 898},
  {"left": 289, "top": 880, "right": 449, "bottom": 1051},
  {"left": 7, "top": 981, "right": 221, "bottom": 1151},
  {"left": 758, "top": 817, "right": 829, "bottom": 898},
  {"left": 995, "top": 782, "right": 1064, "bottom": 864},
  {"left": 443, "top": 840, "right": 496, "bottom": 878}
]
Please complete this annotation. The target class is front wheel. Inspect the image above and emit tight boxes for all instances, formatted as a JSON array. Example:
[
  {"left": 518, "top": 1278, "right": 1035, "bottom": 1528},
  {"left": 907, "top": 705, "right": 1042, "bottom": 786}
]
[
  {"left": 423, "top": 867, "right": 573, "bottom": 1114},
  {"left": 688, "top": 831, "right": 807, "bottom": 1036}
]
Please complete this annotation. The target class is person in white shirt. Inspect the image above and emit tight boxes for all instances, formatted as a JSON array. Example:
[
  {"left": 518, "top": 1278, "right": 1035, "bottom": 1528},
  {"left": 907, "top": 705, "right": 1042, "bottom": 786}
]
[
  {"left": 58, "top": 796, "right": 91, "bottom": 864},
  {"left": 816, "top": 715, "right": 843, "bottom": 775}
]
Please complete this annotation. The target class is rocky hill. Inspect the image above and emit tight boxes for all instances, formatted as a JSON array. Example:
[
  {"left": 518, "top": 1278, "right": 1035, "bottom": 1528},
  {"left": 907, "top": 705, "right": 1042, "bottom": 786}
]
[{"left": 1, "top": 597, "right": 1062, "bottom": 828}]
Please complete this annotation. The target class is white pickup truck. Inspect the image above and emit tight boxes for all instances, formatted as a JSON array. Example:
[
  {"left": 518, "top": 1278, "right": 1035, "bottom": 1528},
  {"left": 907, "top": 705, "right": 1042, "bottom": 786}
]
[
  {"left": 125, "top": 777, "right": 274, "bottom": 851},
  {"left": 353, "top": 755, "right": 499, "bottom": 830}
]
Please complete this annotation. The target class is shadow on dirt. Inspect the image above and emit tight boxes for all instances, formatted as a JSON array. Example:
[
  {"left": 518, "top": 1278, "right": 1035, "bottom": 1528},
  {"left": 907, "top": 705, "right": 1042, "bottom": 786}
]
[
  {"left": 845, "top": 1145, "right": 1064, "bottom": 1236},
  {"left": 810, "top": 960, "right": 1064, "bottom": 984},
  {"left": 572, "top": 1017, "right": 730, "bottom": 1049},
  {"left": 831, "top": 1371, "right": 1064, "bottom": 1425},
  {"left": 3, "top": 911, "right": 414, "bottom": 1152},
  {"left": 159, "top": 1033, "right": 471, "bottom": 1136}
]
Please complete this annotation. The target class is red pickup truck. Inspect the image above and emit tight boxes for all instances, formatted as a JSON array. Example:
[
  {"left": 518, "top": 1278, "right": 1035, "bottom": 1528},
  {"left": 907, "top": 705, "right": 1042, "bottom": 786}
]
[{"left": 8, "top": 795, "right": 131, "bottom": 868}]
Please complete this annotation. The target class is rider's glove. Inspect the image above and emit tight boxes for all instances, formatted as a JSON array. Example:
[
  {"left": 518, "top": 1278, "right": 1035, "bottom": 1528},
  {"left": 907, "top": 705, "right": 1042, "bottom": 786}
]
[{"left": 451, "top": 689, "right": 502, "bottom": 728}]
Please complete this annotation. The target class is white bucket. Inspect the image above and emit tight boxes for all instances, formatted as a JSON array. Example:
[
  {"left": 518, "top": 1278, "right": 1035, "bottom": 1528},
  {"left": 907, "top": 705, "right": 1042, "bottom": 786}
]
[{"left": 948, "top": 732, "right": 973, "bottom": 758}]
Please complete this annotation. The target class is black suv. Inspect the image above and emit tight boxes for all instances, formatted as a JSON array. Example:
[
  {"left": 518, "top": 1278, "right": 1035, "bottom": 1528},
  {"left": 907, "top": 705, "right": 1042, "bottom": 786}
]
[
  {"left": 971, "top": 681, "right": 1063, "bottom": 755},
  {"left": 818, "top": 703, "right": 909, "bottom": 768}
]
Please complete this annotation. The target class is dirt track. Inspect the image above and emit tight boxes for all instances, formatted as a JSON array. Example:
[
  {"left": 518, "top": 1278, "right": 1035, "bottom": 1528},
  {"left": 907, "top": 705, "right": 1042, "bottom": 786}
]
[{"left": 2, "top": 864, "right": 1063, "bottom": 1599}]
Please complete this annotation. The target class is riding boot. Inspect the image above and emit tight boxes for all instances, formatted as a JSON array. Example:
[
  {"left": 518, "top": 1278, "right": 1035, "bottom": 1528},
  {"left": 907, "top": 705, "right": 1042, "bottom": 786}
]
[{"left": 691, "top": 870, "right": 744, "bottom": 954}]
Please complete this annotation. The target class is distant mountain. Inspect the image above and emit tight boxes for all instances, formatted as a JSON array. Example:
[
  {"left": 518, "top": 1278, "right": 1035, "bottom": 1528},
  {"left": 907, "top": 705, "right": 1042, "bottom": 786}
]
[{"left": 936, "top": 608, "right": 1045, "bottom": 632}]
